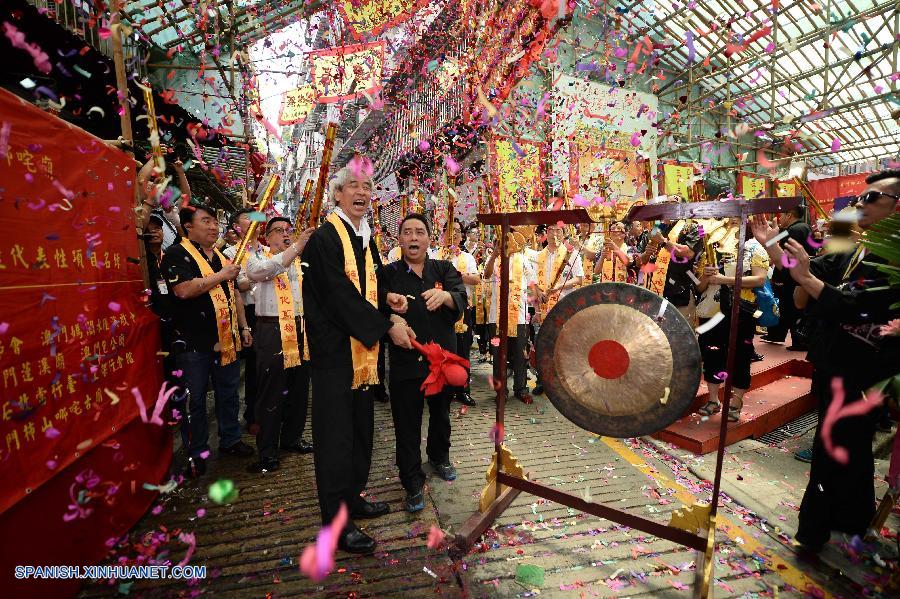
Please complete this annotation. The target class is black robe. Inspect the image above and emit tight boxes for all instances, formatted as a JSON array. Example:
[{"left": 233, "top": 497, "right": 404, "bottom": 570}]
[{"left": 301, "top": 218, "right": 392, "bottom": 371}]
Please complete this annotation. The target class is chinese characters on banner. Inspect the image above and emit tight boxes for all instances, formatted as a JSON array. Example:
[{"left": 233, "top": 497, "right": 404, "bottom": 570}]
[
  {"left": 738, "top": 171, "right": 770, "bottom": 199},
  {"left": 488, "top": 136, "right": 545, "bottom": 212},
  {"left": 278, "top": 85, "right": 316, "bottom": 126},
  {"left": 662, "top": 162, "right": 696, "bottom": 201},
  {"left": 569, "top": 127, "right": 644, "bottom": 221},
  {"left": 336, "top": 0, "right": 431, "bottom": 40},
  {"left": 775, "top": 180, "right": 797, "bottom": 197},
  {"left": 0, "top": 89, "right": 162, "bottom": 515},
  {"left": 310, "top": 41, "right": 386, "bottom": 103}
]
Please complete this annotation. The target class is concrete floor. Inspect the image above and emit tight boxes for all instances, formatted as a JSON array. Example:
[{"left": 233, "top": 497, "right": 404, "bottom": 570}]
[{"left": 79, "top": 356, "right": 898, "bottom": 598}]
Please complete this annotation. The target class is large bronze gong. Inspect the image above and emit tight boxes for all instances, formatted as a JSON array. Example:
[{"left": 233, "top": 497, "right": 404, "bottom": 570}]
[{"left": 535, "top": 283, "right": 701, "bottom": 438}]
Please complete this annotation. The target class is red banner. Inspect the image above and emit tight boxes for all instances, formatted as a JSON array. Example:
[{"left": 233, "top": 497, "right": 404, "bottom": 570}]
[{"left": 0, "top": 89, "right": 163, "bottom": 515}]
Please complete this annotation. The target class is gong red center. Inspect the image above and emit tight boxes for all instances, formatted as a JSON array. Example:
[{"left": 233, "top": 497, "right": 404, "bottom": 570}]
[{"left": 588, "top": 339, "right": 630, "bottom": 379}]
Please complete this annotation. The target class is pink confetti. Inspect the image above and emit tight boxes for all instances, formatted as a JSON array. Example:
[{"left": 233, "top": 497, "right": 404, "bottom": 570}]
[
  {"left": 196, "top": 508, "right": 206, "bottom": 518},
  {"left": 348, "top": 154, "right": 374, "bottom": 180},
  {"left": 46, "top": 460, "right": 57, "bottom": 469},
  {"left": 0, "top": 322, "right": 8, "bottom": 335},
  {"left": 299, "top": 503, "right": 348, "bottom": 582},
  {"left": 426, "top": 525, "right": 446, "bottom": 549},
  {"left": 629, "top": 131, "right": 642, "bottom": 147},
  {"left": 108, "top": 301, "right": 121, "bottom": 313},
  {"left": 0, "top": 121, "right": 10, "bottom": 158},
  {"left": 3, "top": 22, "right": 51, "bottom": 74},
  {"left": 821, "top": 378, "right": 884, "bottom": 464},
  {"left": 45, "top": 427, "right": 61, "bottom": 439},
  {"left": 444, "top": 155, "right": 461, "bottom": 176},
  {"left": 830, "top": 138, "right": 841, "bottom": 152},
  {"left": 489, "top": 423, "right": 505, "bottom": 444},
  {"left": 781, "top": 253, "right": 798, "bottom": 269},
  {"left": 199, "top": 450, "right": 210, "bottom": 459}
]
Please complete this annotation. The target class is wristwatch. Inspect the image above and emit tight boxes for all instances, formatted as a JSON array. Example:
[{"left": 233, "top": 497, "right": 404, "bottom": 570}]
[{"left": 240, "top": 326, "right": 251, "bottom": 333}]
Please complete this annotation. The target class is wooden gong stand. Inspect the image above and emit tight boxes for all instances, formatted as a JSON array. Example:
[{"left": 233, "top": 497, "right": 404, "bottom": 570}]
[{"left": 455, "top": 197, "right": 803, "bottom": 598}]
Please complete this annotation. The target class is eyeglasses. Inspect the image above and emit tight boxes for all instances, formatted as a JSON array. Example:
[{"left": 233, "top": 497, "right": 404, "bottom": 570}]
[
  {"left": 267, "top": 226, "right": 292, "bottom": 236},
  {"left": 857, "top": 191, "right": 900, "bottom": 205}
]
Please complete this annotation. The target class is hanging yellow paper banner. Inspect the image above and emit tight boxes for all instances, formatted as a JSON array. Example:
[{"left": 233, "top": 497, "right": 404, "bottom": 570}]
[
  {"left": 310, "top": 41, "right": 386, "bottom": 103},
  {"left": 278, "top": 86, "right": 316, "bottom": 126}
]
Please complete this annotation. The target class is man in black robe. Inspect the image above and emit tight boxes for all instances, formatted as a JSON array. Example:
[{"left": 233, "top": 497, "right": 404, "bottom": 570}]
[
  {"left": 381, "top": 214, "right": 468, "bottom": 512},
  {"left": 302, "top": 166, "right": 414, "bottom": 554},
  {"left": 753, "top": 169, "right": 899, "bottom": 551}
]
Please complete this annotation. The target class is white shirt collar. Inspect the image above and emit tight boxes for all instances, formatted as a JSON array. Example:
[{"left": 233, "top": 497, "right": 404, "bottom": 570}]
[{"left": 333, "top": 207, "right": 371, "bottom": 248}]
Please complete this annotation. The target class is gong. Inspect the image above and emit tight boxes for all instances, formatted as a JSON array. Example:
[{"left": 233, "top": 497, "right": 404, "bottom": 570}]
[{"left": 534, "top": 283, "right": 701, "bottom": 438}]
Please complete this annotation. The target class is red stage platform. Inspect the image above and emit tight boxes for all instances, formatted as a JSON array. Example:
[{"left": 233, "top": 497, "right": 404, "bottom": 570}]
[{"left": 652, "top": 342, "right": 816, "bottom": 454}]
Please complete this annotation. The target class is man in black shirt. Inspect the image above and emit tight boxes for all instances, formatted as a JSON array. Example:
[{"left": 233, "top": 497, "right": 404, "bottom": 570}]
[
  {"left": 760, "top": 204, "right": 814, "bottom": 349},
  {"left": 161, "top": 203, "right": 255, "bottom": 477},
  {"left": 754, "top": 170, "right": 900, "bottom": 551},
  {"left": 381, "top": 214, "right": 468, "bottom": 513},
  {"left": 302, "top": 166, "right": 414, "bottom": 554}
]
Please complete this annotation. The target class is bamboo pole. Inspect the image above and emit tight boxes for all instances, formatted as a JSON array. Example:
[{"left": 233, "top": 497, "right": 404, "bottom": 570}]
[
  {"left": 109, "top": 0, "right": 133, "bottom": 150},
  {"left": 308, "top": 122, "right": 338, "bottom": 228},
  {"left": 233, "top": 174, "right": 280, "bottom": 265},
  {"left": 294, "top": 178, "right": 314, "bottom": 230}
]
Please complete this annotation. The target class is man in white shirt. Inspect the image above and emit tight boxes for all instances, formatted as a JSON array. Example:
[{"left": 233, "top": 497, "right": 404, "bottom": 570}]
[
  {"left": 223, "top": 209, "right": 260, "bottom": 432},
  {"left": 484, "top": 237, "right": 538, "bottom": 404},
  {"left": 438, "top": 220, "right": 480, "bottom": 406},
  {"left": 245, "top": 217, "right": 315, "bottom": 473},
  {"left": 530, "top": 224, "right": 584, "bottom": 395}
]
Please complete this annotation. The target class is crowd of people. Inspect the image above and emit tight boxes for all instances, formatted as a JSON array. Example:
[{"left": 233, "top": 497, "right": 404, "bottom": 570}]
[{"left": 136, "top": 155, "right": 898, "bottom": 554}]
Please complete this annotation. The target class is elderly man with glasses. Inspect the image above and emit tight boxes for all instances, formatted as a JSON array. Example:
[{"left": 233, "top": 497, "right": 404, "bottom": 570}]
[{"left": 244, "top": 217, "right": 316, "bottom": 473}]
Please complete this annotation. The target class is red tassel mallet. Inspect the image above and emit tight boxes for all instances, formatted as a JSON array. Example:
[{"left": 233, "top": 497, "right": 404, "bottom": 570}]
[{"left": 410, "top": 339, "right": 469, "bottom": 396}]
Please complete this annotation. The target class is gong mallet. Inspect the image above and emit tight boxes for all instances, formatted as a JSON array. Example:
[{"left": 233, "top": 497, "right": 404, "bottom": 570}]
[
  {"left": 409, "top": 338, "right": 469, "bottom": 396},
  {"left": 308, "top": 122, "right": 338, "bottom": 228},
  {"left": 233, "top": 173, "right": 280, "bottom": 265}
]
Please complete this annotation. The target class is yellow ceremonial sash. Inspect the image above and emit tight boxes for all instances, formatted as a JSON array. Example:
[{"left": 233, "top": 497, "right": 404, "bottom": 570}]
[
  {"left": 537, "top": 246, "right": 568, "bottom": 314},
  {"left": 648, "top": 221, "right": 686, "bottom": 296},
  {"left": 600, "top": 243, "right": 629, "bottom": 283},
  {"left": 263, "top": 249, "right": 302, "bottom": 368},
  {"left": 180, "top": 239, "right": 241, "bottom": 365},
  {"left": 438, "top": 248, "right": 468, "bottom": 334},
  {"left": 326, "top": 212, "right": 379, "bottom": 388},
  {"left": 474, "top": 270, "right": 489, "bottom": 325},
  {"left": 506, "top": 253, "right": 524, "bottom": 338}
]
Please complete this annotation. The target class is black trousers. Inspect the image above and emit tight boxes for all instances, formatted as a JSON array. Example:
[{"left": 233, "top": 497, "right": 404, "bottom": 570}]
[
  {"left": 242, "top": 308, "right": 258, "bottom": 425},
  {"left": 699, "top": 311, "right": 755, "bottom": 390},
  {"left": 254, "top": 319, "right": 309, "bottom": 460},
  {"left": 797, "top": 372, "right": 876, "bottom": 547},
  {"left": 474, "top": 322, "right": 488, "bottom": 354},
  {"left": 487, "top": 323, "right": 528, "bottom": 394},
  {"left": 454, "top": 307, "right": 475, "bottom": 395},
  {"left": 389, "top": 377, "right": 452, "bottom": 494},
  {"left": 311, "top": 366, "right": 374, "bottom": 524},
  {"left": 766, "top": 280, "right": 805, "bottom": 345}
]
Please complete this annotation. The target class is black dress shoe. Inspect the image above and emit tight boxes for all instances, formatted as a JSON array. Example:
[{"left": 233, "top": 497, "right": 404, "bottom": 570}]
[
  {"left": 456, "top": 393, "right": 476, "bottom": 406},
  {"left": 787, "top": 345, "right": 808, "bottom": 352},
  {"left": 281, "top": 439, "right": 314, "bottom": 454},
  {"left": 338, "top": 527, "right": 376, "bottom": 554},
  {"left": 751, "top": 352, "right": 764, "bottom": 362},
  {"left": 183, "top": 457, "right": 206, "bottom": 479},
  {"left": 760, "top": 336, "right": 784, "bottom": 345},
  {"left": 350, "top": 500, "right": 390, "bottom": 519},
  {"left": 373, "top": 386, "right": 390, "bottom": 403},
  {"left": 220, "top": 440, "right": 255, "bottom": 457},
  {"left": 532, "top": 384, "right": 544, "bottom": 395},
  {"left": 246, "top": 457, "right": 280, "bottom": 473}
]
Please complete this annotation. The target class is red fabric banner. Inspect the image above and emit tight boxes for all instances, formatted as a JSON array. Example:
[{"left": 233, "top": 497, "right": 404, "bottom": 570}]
[{"left": 0, "top": 86, "right": 166, "bottom": 504}]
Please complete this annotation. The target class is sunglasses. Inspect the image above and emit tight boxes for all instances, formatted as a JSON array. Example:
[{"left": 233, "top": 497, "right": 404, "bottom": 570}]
[{"left": 857, "top": 191, "right": 900, "bottom": 205}]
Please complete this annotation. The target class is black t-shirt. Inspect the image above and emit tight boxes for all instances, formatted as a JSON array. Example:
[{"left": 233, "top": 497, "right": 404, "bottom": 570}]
[
  {"left": 660, "top": 221, "right": 703, "bottom": 306},
  {"left": 160, "top": 240, "right": 234, "bottom": 353},
  {"left": 380, "top": 258, "right": 467, "bottom": 382}
]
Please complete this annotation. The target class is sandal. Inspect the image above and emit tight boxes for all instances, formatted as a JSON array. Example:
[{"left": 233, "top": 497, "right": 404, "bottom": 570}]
[
  {"left": 727, "top": 404, "right": 742, "bottom": 422},
  {"left": 698, "top": 400, "right": 721, "bottom": 416}
]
